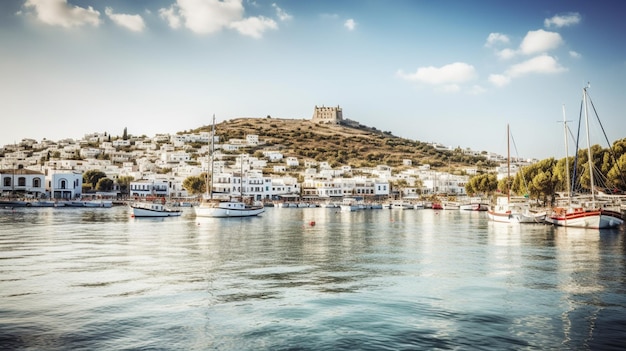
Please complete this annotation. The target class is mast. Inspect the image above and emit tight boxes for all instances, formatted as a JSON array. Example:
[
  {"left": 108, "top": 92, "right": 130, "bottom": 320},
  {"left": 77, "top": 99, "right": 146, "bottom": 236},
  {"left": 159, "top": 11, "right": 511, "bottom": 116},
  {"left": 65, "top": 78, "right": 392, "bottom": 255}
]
[
  {"left": 583, "top": 85, "right": 596, "bottom": 206},
  {"left": 561, "top": 105, "right": 571, "bottom": 207},
  {"left": 209, "top": 114, "right": 215, "bottom": 200},
  {"left": 507, "top": 123, "right": 510, "bottom": 203}
]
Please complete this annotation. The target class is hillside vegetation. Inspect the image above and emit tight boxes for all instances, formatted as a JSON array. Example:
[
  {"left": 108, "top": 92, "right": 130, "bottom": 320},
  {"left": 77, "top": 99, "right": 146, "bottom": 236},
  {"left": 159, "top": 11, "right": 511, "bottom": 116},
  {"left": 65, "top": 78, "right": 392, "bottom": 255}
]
[{"left": 189, "top": 117, "right": 495, "bottom": 171}]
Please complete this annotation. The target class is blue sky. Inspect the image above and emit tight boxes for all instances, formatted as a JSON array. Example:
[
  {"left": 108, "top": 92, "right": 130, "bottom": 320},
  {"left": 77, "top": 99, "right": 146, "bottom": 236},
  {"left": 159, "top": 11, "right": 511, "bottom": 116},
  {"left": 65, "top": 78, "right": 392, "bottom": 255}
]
[{"left": 1, "top": 0, "right": 624, "bottom": 160}]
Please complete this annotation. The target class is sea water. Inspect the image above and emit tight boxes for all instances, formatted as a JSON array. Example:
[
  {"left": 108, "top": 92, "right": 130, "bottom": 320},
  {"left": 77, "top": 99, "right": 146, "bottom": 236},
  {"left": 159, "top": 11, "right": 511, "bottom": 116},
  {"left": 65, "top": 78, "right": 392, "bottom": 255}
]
[{"left": 1, "top": 206, "right": 625, "bottom": 350}]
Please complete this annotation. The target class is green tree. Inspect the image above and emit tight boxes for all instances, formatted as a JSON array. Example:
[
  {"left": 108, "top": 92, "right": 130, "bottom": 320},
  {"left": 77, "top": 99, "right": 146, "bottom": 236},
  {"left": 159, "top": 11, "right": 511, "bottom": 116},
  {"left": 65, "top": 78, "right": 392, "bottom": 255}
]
[
  {"left": 607, "top": 153, "right": 626, "bottom": 191},
  {"left": 122, "top": 127, "right": 128, "bottom": 140},
  {"left": 96, "top": 177, "right": 114, "bottom": 191},
  {"left": 465, "top": 173, "right": 497, "bottom": 196},
  {"left": 83, "top": 170, "right": 107, "bottom": 188},
  {"left": 183, "top": 174, "right": 207, "bottom": 195}
]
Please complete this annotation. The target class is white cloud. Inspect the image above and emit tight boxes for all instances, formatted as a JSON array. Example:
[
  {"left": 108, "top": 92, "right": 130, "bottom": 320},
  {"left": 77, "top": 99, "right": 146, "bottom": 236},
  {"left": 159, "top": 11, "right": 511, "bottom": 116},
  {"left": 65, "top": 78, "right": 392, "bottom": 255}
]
[
  {"left": 506, "top": 54, "right": 566, "bottom": 78},
  {"left": 179, "top": 0, "right": 243, "bottom": 34},
  {"left": 489, "top": 54, "right": 566, "bottom": 88},
  {"left": 23, "top": 0, "right": 101, "bottom": 28},
  {"left": 344, "top": 19, "right": 357, "bottom": 31},
  {"left": 229, "top": 16, "right": 277, "bottom": 38},
  {"left": 397, "top": 62, "right": 477, "bottom": 86},
  {"left": 569, "top": 50, "right": 581, "bottom": 58},
  {"left": 272, "top": 3, "right": 292, "bottom": 21},
  {"left": 519, "top": 29, "right": 563, "bottom": 55},
  {"left": 496, "top": 48, "right": 516, "bottom": 60},
  {"left": 485, "top": 32, "right": 510, "bottom": 47},
  {"left": 158, "top": 0, "right": 276, "bottom": 38},
  {"left": 489, "top": 74, "right": 511, "bottom": 87},
  {"left": 544, "top": 13, "right": 581, "bottom": 28},
  {"left": 159, "top": 6, "right": 181, "bottom": 29},
  {"left": 105, "top": 7, "right": 145, "bottom": 32}
]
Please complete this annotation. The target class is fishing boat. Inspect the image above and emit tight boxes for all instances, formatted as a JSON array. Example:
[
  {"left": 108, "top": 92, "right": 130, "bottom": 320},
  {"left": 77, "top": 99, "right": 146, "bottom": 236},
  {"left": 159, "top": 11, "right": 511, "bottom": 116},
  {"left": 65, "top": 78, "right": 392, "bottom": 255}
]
[
  {"left": 545, "top": 86, "right": 623, "bottom": 229},
  {"left": 194, "top": 115, "right": 264, "bottom": 218},
  {"left": 130, "top": 201, "right": 182, "bottom": 217},
  {"left": 487, "top": 124, "right": 546, "bottom": 224}
]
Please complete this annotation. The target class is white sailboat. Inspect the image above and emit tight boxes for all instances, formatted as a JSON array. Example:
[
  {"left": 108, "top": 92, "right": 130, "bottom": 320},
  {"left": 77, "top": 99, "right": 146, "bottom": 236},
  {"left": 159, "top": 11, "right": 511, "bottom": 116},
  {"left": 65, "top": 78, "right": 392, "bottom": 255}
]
[
  {"left": 487, "top": 124, "right": 546, "bottom": 224},
  {"left": 546, "top": 86, "right": 623, "bottom": 229},
  {"left": 194, "top": 115, "right": 264, "bottom": 218}
]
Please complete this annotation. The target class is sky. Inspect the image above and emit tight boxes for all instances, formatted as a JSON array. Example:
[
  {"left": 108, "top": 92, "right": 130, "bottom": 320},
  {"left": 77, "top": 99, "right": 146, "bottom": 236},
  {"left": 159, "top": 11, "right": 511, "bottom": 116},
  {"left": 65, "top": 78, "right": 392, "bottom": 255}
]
[{"left": 1, "top": 0, "right": 625, "bottom": 160}]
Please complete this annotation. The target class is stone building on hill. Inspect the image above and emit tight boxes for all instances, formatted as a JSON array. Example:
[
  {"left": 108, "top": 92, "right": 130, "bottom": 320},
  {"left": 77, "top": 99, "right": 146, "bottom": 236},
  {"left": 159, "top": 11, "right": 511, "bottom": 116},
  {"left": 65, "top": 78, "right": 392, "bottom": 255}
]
[{"left": 312, "top": 105, "right": 343, "bottom": 124}]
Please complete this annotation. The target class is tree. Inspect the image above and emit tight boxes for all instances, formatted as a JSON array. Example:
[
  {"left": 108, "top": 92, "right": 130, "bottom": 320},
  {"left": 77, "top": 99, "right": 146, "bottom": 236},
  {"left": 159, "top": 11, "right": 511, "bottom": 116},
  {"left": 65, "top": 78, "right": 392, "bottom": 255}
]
[
  {"left": 122, "top": 127, "right": 128, "bottom": 140},
  {"left": 96, "top": 177, "right": 114, "bottom": 191},
  {"left": 183, "top": 174, "right": 206, "bottom": 195},
  {"left": 83, "top": 170, "right": 107, "bottom": 188},
  {"left": 465, "top": 173, "right": 497, "bottom": 196}
]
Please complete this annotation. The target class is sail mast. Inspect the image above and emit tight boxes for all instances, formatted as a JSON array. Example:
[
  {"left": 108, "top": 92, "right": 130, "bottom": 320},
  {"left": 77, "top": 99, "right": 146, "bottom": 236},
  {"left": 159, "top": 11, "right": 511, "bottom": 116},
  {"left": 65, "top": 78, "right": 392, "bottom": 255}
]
[
  {"left": 561, "top": 105, "right": 571, "bottom": 207},
  {"left": 507, "top": 123, "right": 510, "bottom": 204},
  {"left": 583, "top": 86, "right": 595, "bottom": 206},
  {"left": 209, "top": 114, "right": 215, "bottom": 200}
]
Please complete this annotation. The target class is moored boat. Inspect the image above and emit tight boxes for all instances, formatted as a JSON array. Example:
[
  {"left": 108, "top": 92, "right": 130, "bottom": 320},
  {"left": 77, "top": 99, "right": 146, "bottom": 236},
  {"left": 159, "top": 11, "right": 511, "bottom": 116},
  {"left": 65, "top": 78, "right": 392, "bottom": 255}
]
[
  {"left": 130, "top": 201, "right": 182, "bottom": 217},
  {"left": 194, "top": 198, "right": 264, "bottom": 218},
  {"left": 487, "top": 196, "right": 546, "bottom": 224}
]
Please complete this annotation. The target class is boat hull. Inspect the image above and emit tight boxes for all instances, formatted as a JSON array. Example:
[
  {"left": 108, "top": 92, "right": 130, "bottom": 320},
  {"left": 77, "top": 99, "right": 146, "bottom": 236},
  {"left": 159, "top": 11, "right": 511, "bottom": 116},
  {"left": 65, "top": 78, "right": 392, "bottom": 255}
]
[
  {"left": 546, "top": 209, "right": 623, "bottom": 229},
  {"left": 194, "top": 200, "right": 264, "bottom": 218},
  {"left": 131, "top": 207, "right": 182, "bottom": 218},
  {"left": 487, "top": 209, "right": 546, "bottom": 224}
]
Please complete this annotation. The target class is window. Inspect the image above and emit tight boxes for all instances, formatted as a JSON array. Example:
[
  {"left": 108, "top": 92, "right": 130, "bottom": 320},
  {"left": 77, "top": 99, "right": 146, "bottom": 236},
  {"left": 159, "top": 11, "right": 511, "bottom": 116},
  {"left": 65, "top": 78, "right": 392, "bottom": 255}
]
[
  {"left": 18, "top": 177, "right": 26, "bottom": 186},
  {"left": 33, "top": 178, "right": 41, "bottom": 188},
  {"left": 3, "top": 177, "right": 10, "bottom": 187},
  {"left": 60, "top": 180, "right": 67, "bottom": 189}
]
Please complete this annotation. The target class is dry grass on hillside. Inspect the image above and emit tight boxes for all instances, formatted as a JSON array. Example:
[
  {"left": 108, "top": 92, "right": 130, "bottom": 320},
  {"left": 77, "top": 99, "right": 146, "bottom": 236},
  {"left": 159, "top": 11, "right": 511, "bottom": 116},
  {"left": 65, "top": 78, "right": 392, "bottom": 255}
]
[{"left": 190, "top": 117, "right": 491, "bottom": 170}]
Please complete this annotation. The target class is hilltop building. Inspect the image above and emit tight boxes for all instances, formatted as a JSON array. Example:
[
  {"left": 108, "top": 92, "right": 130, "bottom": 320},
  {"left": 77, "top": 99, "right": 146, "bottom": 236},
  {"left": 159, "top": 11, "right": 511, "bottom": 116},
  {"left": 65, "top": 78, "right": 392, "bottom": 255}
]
[{"left": 312, "top": 105, "right": 343, "bottom": 124}]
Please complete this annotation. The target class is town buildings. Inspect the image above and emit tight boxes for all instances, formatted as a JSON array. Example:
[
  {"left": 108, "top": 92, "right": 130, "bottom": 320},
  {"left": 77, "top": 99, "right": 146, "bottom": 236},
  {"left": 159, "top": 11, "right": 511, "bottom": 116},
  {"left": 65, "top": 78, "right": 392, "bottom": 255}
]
[{"left": 0, "top": 107, "right": 522, "bottom": 202}]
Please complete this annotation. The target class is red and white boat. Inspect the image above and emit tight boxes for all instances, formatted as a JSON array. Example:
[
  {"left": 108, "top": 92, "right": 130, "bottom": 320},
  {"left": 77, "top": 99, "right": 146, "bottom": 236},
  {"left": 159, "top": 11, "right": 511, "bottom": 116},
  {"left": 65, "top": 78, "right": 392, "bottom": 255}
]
[{"left": 545, "top": 205, "right": 622, "bottom": 229}]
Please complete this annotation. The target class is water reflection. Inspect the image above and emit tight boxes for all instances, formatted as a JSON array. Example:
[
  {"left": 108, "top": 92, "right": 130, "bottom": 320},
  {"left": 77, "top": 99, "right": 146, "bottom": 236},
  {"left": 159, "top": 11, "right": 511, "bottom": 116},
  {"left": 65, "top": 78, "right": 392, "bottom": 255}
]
[{"left": 1, "top": 206, "right": 625, "bottom": 350}]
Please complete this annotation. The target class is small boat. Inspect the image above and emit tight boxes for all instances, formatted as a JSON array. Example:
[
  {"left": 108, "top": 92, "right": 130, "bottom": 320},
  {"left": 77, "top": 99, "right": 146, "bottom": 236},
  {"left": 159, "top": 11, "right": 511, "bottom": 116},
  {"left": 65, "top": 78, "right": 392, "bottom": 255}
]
[
  {"left": 459, "top": 198, "right": 489, "bottom": 211},
  {"left": 546, "top": 203, "right": 622, "bottom": 229},
  {"left": 390, "top": 200, "right": 414, "bottom": 210},
  {"left": 340, "top": 198, "right": 360, "bottom": 212},
  {"left": 131, "top": 201, "right": 182, "bottom": 217},
  {"left": 431, "top": 202, "right": 443, "bottom": 210},
  {"left": 194, "top": 198, "right": 264, "bottom": 218},
  {"left": 67, "top": 200, "right": 113, "bottom": 208},
  {"left": 442, "top": 201, "right": 460, "bottom": 210},
  {"left": 488, "top": 196, "right": 546, "bottom": 224}
]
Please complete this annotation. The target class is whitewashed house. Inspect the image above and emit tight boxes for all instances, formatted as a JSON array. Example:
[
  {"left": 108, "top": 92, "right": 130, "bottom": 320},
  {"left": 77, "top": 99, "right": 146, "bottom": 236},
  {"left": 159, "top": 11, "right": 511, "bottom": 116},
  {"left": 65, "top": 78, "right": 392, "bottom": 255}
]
[
  {"left": 286, "top": 157, "right": 299, "bottom": 167},
  {"left": 0, "top": 168, "right": 46, "bottom": 197},
  {"left": 49, "top": 170, "right": 82, "bottom": 199}
]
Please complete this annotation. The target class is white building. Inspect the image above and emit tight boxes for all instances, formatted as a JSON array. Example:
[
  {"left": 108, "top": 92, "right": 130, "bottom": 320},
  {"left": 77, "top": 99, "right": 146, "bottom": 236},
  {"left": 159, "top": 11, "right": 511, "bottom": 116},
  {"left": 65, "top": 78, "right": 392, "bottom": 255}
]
[
  {"left": 130, "top": 179, "right": 170, "bottom": 198},
  {"left": 0, "top": 168, "right": 46, "bottom": 197},
  {"left": 49, "top": 170, "right": 82, "bottom": 199}
]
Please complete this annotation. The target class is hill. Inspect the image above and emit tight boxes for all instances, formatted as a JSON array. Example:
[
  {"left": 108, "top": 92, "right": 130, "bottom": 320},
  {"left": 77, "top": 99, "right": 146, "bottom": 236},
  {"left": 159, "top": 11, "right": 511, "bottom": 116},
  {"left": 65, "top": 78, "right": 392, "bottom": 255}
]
[{"left": 189, "top": 117, "right": 495, "bottom": 172}]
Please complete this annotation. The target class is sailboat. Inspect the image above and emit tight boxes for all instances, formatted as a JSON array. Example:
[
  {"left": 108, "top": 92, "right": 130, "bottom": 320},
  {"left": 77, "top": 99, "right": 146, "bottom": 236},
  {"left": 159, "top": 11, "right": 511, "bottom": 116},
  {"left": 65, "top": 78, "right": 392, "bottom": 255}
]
[
  {"left": 487, "top": 124, "right": 546, "bottom": 223},
  {"left": 194, "top": 115, "right": 264, "bottom": 218},
  {"left": 546, "top": 86, "right": 623, "bottom": 229}
]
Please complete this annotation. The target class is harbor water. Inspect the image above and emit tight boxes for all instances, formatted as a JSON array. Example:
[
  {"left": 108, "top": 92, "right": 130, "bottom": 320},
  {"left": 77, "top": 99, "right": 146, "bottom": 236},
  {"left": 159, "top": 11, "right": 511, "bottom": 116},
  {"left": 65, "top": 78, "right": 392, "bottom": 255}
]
[{"left": 1, "top": 206, "right": 625, "bottom": 350}]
